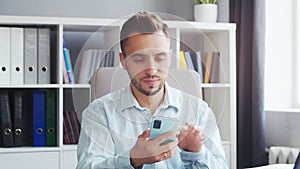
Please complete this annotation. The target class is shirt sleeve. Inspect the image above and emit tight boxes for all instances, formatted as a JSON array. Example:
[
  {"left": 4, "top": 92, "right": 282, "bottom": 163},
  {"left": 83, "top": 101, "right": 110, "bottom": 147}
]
[
  {"left": 179, "top": 103, "right": 229, "bottom": 169},
  {"left": 76, "top": 101, "right": 134, "bottom": 169}
]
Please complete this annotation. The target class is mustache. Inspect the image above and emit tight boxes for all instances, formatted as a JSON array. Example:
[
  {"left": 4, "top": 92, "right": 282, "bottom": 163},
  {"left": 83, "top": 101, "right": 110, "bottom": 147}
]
[{"left": 140, "top": 75, "right": 160, "bottom": 80}]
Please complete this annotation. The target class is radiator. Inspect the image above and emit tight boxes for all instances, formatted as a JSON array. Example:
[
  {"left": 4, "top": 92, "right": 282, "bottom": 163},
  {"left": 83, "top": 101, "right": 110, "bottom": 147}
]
[{"left": 268, "top": 146, "right": 299, "bottom": 164}]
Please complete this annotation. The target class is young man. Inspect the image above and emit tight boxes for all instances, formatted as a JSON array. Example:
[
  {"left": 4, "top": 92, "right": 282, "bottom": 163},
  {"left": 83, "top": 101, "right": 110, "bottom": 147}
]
[{"left": 76, "top": 12, "right": 228, "bottom": 169}]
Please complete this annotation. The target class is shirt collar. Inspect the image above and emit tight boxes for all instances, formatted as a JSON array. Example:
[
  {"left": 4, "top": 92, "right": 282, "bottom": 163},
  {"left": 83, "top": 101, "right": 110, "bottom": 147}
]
[{"left": 118, "top": 82, "right": 181, "bottom": 113}]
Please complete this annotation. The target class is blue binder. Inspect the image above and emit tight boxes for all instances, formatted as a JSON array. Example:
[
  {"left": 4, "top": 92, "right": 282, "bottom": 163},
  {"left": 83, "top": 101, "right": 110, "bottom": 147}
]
[{"left": 32, "top": 90, "right": 46, "bottom": 146}]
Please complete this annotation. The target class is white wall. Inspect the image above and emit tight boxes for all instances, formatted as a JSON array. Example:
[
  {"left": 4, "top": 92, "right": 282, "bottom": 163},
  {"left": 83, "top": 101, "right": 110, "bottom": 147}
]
[
  {"left": 265, "top": 0, "right": 300, "bottom": 148},
  {"left": 266, "top": 110, "right": 300, "bottom": 148},
  {"left": 265, "top": 0, "right": 295, "bottom": 109},
  {"left": 0, "top": 0, "right": 229, "bottom": 22}
]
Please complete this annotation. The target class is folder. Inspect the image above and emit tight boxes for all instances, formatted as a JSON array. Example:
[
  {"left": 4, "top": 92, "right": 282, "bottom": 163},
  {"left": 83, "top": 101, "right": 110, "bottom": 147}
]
[
  {"left": 45, "top": 90, "right": 56, "bottom": 146},
  {"left": 24, "top": 28, "right": 38, "bottom": 84},
  {"left": 0, "top": 27, "right": 11, "bottom": 84},
  {"left": 22, "top": 90, "right": 33, "bottom": 146},
  {"left": 32, "top": 90, "right": 46, "bottom": 146},
  {"left": 38, "top": 28, "right": 51, "bottom": 84},
  {"left": 11, "top": 91, "right": 23, "bottom": 147},
  {"left": 10, "top": 27, "right": 24, "bottom": 84},
  {"left": 0, "top": 91, "right": 14, "bottom": 147}
]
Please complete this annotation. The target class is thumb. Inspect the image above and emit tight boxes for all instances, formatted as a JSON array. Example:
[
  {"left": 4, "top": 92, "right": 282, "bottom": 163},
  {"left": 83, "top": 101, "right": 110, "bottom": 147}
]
[{"left": 138, "top": 128, "right": 150, "bottom": 139}]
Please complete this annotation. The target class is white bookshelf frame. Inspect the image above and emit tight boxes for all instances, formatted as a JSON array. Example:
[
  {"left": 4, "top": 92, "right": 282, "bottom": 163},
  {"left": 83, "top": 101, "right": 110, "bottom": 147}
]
[{"left": 0, "top": 15, "right": 236, "bottom": 169}]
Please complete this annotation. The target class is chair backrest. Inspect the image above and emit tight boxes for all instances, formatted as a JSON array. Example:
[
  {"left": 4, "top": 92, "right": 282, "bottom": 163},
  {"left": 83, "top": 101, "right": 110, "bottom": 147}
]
[{"left": 90, "top": 67, "right": 202, "bottom": 101}]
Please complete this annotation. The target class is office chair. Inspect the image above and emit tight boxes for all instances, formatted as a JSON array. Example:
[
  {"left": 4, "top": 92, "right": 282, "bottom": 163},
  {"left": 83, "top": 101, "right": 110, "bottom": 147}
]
[{"left": 90, "top": 67, "right": 202, "bottom": 101}]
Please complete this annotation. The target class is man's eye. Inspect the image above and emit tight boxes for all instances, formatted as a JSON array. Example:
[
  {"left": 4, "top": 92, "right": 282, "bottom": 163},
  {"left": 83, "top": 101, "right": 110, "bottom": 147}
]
[
  {"left": 133, "top": 57, "right": 144, "bottom": 62},
  {"left": 156, "top": 55, "right": 167, "bottom": 61}
]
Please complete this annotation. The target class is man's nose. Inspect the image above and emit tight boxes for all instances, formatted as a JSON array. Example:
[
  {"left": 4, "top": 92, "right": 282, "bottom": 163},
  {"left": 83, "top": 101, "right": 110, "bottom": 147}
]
[{"left": 144, "top": 59, "right": 158, "bottom": 75}]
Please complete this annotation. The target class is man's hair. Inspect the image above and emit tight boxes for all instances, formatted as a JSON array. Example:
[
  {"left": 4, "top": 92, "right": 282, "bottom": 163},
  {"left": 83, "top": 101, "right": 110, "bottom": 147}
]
[{"left": 120, "top": 11, "right": 170, "bottom": 56}]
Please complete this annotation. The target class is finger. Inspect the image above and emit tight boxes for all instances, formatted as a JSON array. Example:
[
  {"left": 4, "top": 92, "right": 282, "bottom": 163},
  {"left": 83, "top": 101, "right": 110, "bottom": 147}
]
[
  {"left": 192, "top": 127, "right": 201, "bottom": 136},
  {"left": 185, "top": 122, "right": 195, "bottom": 128},
  {"left": 138, "top": 128, "right": 150, "bottom": 139}
]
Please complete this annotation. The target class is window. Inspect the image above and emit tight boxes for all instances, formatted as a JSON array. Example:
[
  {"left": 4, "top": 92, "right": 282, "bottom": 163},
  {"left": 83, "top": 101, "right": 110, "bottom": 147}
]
[{"left": 295, "top": 0, "right": 300, "bottom": 108}]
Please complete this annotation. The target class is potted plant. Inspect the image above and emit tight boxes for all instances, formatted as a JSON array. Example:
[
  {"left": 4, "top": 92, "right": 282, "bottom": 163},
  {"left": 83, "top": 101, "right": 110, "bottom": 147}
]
[{"left": 194, "top": 0, "right": 218, "bottom": 22}]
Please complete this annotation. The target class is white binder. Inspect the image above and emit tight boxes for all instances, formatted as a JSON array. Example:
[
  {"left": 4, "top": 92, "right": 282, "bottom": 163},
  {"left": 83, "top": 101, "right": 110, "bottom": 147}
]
[
  {"left": 10, "top": 27, "right": 24, "bottom": 84},
  {"left": 37, "top": 28, "right": 50, "bottom": 84},
  {"left": 0, "top": 27, "right": 11, "bottom": 85},
  {"left": 24, "top": 28, "right": 38, "bottom": 84}
]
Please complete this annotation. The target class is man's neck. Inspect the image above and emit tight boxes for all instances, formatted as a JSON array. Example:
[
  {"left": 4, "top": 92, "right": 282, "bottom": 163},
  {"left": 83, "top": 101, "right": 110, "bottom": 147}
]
[{"left": 131, "top": 85, "right": 165, "bottom": 115}]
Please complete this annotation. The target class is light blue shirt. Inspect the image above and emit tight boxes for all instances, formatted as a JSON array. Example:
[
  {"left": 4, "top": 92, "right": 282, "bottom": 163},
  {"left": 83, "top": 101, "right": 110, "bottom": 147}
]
[{"left": 76, "top": 84, "right": 228, "bottom": 169}]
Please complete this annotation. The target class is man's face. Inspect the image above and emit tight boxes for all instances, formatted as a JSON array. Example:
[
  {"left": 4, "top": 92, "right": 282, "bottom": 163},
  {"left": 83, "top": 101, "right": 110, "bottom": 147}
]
[{"left": 120, "top": 32, "right": 172, "bottom": 96}]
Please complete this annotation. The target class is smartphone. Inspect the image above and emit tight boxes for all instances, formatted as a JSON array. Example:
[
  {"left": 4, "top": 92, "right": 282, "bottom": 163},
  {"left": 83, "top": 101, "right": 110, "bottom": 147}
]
[{"left": 149, "top": 116, "right": 179, "bottom": 145}]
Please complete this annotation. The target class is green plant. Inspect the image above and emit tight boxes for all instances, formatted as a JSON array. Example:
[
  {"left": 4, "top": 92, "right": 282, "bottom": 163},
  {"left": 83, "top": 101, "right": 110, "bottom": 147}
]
[{"left": 194, "top": 0, "right": 217, "bottom": 4}]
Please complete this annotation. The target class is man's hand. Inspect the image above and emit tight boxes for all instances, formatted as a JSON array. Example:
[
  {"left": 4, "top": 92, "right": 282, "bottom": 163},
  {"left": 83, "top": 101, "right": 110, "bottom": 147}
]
[
  {"left": 177, "top": 122, "right": 205, "bottom": 152},
  {"left": 130, "top": 128, "right": 178, "bottom": 168}
]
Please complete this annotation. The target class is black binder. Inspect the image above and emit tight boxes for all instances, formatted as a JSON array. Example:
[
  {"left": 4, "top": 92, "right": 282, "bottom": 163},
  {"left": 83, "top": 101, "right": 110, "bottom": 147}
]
[
  {"left": 0, "top": 91, "right": 14, "bottom": 147},
  {"left": 12, "top": 91, "right": 22, "bottom": 147}
]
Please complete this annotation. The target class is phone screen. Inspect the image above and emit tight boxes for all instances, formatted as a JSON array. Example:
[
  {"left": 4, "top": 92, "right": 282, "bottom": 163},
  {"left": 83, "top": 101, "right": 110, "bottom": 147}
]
[{"left": 149, "top": 116, "right": 179, "bottom": 145}]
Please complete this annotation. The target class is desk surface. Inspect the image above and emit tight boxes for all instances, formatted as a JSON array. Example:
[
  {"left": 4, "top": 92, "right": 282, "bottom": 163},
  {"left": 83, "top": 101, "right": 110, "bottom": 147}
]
[{"left": 245, "top": 164, "right": 294, "bottom": 169}]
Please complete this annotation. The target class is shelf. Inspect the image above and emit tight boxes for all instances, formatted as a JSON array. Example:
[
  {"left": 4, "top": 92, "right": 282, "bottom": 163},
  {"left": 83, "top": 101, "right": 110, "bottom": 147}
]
[
  {"left": 62, "top": 84, "right": 90, "bottom": 88},
  {"left": 0, "top": 84, "right": 60, "bottom": 88},
  {"left": 222, "top": 141, "right": 232, "bottom": 145},
  {"left": 201, "top": 83, "right": 231, "bottom": 88},
  {"left": 0, "top": 147, "right": 60, "bottom": 154},
  {"left": 166, "top": 21, "right": 236, "bottom": 32},
  {"left": 62, "top": 145, "right": 77, "bottom": 151}
]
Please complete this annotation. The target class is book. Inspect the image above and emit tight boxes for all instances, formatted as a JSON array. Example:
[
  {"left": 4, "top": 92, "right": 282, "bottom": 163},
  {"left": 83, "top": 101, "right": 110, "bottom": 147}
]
[
  {"left": 68, "top": 110, "right": 81, "bottom": 144},
  {"left": 63, "top": 39, "right": 75, "bottom": 84},
  {"left": 210, "top": 52, "right": 221, "bottom": 83},
  {"left": 195, "top": 51, "right": 204, "bottom": 83},
  {"left": 202, "top": 51, "right": 214, "bottom": 83},
  {"left": 184, "top": 51, "right": 195, "bottom": 70},
  {"left": 179, "top": 50, "right": 188, "bottom": 70},
  {"left": 79, "top": 49, "right": 115, "bottom": 84},
  {"left": 63, "top": 110, "right": 76, "bottom": 144},
  {"left": 63, "top": 115, "right": 70, "bottom": 144},
  {"left": 78, "top": 49, "right": 94, "bottom": 84}
]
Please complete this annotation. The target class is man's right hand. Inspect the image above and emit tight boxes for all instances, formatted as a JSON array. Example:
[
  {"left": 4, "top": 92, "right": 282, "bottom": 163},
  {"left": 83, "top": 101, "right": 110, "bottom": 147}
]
[{"left": 130, "top": 128, "right": 178, "bottom": 168}]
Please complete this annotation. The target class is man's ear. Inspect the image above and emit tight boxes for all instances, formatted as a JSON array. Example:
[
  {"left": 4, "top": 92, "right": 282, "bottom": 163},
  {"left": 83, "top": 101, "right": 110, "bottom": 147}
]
[{"left": 119, "top": 52, "right": 127, "bottom": 70}]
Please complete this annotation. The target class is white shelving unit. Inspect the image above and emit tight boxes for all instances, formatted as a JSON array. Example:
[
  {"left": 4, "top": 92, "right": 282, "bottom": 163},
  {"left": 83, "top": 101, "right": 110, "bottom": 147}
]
[{"left": 0, "top": 15, "right": 236, "bottom": 169}]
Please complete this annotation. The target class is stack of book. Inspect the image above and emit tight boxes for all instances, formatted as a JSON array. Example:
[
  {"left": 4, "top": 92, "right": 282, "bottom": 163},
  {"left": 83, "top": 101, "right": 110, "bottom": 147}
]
[
  {"left": 78, "top": 49, "right": 114, "bottom": 84},
  {"left": 63, "top": 110, "right": 81, "bottom": 144},
  {"left": 0, "top": 90, "right": 57, "bottom": 147},
  {"left": 0, "top": 27, "right": 51, "bottom": 85},
  {"left": 179, "top": 50, "right": 220, "bottom": 84}
]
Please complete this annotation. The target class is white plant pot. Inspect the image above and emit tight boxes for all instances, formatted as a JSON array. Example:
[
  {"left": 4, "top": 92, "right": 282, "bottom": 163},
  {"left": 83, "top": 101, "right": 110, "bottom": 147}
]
[{"left": 194, "top": 4, "right": 218, "bottom": 23}]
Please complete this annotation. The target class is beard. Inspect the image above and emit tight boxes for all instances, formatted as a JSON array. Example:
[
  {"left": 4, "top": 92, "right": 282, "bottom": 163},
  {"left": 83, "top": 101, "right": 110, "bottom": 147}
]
[{"left": 131, "top": 75, "right": 164, "bottom": 96}]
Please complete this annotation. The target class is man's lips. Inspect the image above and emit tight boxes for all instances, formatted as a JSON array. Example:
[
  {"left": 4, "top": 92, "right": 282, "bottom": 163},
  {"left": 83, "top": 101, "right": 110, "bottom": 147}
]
[{"left": 142, "top": 78, "right": 160, "bottom": 86}]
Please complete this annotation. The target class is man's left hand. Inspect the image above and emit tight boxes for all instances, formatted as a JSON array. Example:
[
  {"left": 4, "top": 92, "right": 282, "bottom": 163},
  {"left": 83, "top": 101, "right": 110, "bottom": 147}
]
[{"left": 177, "top": 122, "right": 205, "bottom": 152}]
